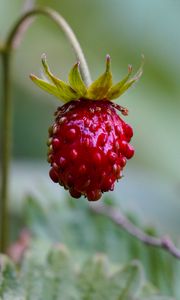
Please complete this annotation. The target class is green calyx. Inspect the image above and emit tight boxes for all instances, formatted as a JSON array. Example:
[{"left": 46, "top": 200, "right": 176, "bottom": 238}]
[{"left": 30, "top": 54, "right": 143, "bottom": 102}]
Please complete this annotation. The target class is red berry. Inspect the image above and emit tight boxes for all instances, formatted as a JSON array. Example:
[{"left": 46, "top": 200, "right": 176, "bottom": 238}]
[
  {"left": 120, "top": 140, "right": 128, "bottom": 155},
  {"left": 126, "top": 144, "right": 135, "bottom": 159},
  {"left": 59, "top": 156, "right": 66, "bottom": 168},
  {"left": 120, "top": 156, "right": 127, "bottom": 168},
  {"left": 47, "top": 99, "right": 134, "bottom": 201},
  {"left": 49, "top": 168, "right": 59, "bottom": 183},
  {"left": 31, "top": 54, "right": 142, "bottom": 201},
  {"left": 69, "top": 188, "right": 81, "bottom": 199},
  {"left": 52, "top": 138, "right": 61, "bottom": 151},
  {"left": 87, "top": 189, "right": 102, "bottom": 201},
  {"left": 124, "top": 124, "right": 133, "bottom": 142}
]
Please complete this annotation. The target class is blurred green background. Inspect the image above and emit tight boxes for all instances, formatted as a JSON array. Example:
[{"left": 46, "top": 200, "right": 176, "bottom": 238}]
[
  {"left": 0, "top": 0, "right": 180, "bottom": 233},
  {"left": 1, "top": 0, "right": 180, "bottom": 297}
]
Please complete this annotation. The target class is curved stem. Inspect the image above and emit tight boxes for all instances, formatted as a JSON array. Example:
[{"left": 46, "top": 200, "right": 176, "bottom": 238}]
[
  {"left": 91, "top": 204, "right": 180, "bottom": 259},
  {"left": 6, "top": 7, "right": 92, "bottom": 86},
  {"left": 0, "top": 6, "right": 91, "bottom": 253}
]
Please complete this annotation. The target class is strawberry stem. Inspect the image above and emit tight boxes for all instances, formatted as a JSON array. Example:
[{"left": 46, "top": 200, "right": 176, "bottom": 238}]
[
  {"left": 0, "top": 6, "right": 91, "bottom": 253},
  {"left": 0, "top": 51, "right": 11, "bottom": 253},
  {"left": 6, "top": 7, "right": 92, "bottom": 86}
]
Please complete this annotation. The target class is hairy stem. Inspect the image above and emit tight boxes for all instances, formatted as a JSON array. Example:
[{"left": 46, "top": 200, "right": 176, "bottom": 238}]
[{"left": 0, "top": 6, "right": 91, "bottom": 253}]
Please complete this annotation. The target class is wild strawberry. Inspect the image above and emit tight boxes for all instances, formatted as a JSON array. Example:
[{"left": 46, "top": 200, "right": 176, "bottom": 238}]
[{"left": 30, "top": 54, "right": 143, "bottom": 201}]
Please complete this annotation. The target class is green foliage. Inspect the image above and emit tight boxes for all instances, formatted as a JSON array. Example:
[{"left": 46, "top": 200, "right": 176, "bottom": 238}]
[
  {"left": 0, "top": 242, "right": 172, "bottom": 299},
  {"left": 19, "top": 195, "right": 179, "bottom": 297}
]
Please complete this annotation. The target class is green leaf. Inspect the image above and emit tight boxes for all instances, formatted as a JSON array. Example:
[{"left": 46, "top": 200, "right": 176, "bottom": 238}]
[
  {"left": 139, "top": 282, "right": 173, "bottom": 299},
  {"left": 0, "top": 255, "right": 22, "bottom": 299},
  {"left": 87, "top": 55, "right": 113, "bottom": 99},
  {"left": 110, "top": 261, "right": 144, "bottom": 299},
  {"left": 22, "top": 195, "right": 178, "bottom": 296},
  {"left": 24, "top": 196, "right": 48, "bottom": 239},
  {"left": 21, "top": 243, "right": 79, "bottom": 300},
  {"left": 0, "top": 245, "right": 172, "bottom": 300},
  {"left": 68, "top": 62, "right": 87, "bottom": 97},
  {"left": 41, "top": 54, "right": 78, "bottom": 102},
  {"left": 77, "top": 255, "right": 110, "bottom": 299}
]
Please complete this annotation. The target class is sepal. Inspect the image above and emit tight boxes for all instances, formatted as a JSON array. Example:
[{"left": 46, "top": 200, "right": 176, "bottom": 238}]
[
  {"left": 30, "top": 74, "right": 63, "bottom": 99},
  {"left": 107, "top": 55, "right": 144, "bottom": 100},
  {"left": 30, "top": 54, "right": 143, "bottom": 103},
  {"left": 68, "top": 62, "right": 88, "bottom": 97},
  {"left": 41, "top": 54, "right": 78, "bottom": 101},
  {"left": 87, "top": 55, "right": 112, "bottom": 100}
]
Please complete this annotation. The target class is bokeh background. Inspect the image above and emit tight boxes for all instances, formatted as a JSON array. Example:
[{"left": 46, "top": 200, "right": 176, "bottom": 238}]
[
  {"left": 0, "top": 0, "right": 180, "bottom": 272},
  {"left": 1, "top": 0, "right": 180, "bottom": 297}
]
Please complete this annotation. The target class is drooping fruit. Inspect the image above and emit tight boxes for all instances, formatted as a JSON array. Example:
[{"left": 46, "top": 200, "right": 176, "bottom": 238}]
[
  {"left": 47, "top": 99, "right": 134, "bottom": 201},
  {"left": 30, "top": 54, "right": 143, "bottom": 201}
]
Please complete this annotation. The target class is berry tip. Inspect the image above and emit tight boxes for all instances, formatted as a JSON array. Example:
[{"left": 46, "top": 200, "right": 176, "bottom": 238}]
[
  {"left": 29, "top": 74, "right": 35, "bottom": 80},
  {"left": 41, "top": 53, "right": 46, "bottom": 59},
  {"left": 106, "top": 54, "right": 111, "bottom": 71},
  {"left": 128, "top": 64, "right": 133, "bottom": 73},
  {"left": 106, "top": 54, "right": 111, "bottom": 62},
  {"left": 41, "top": 53, "right": 47, "bottom": 65}
]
